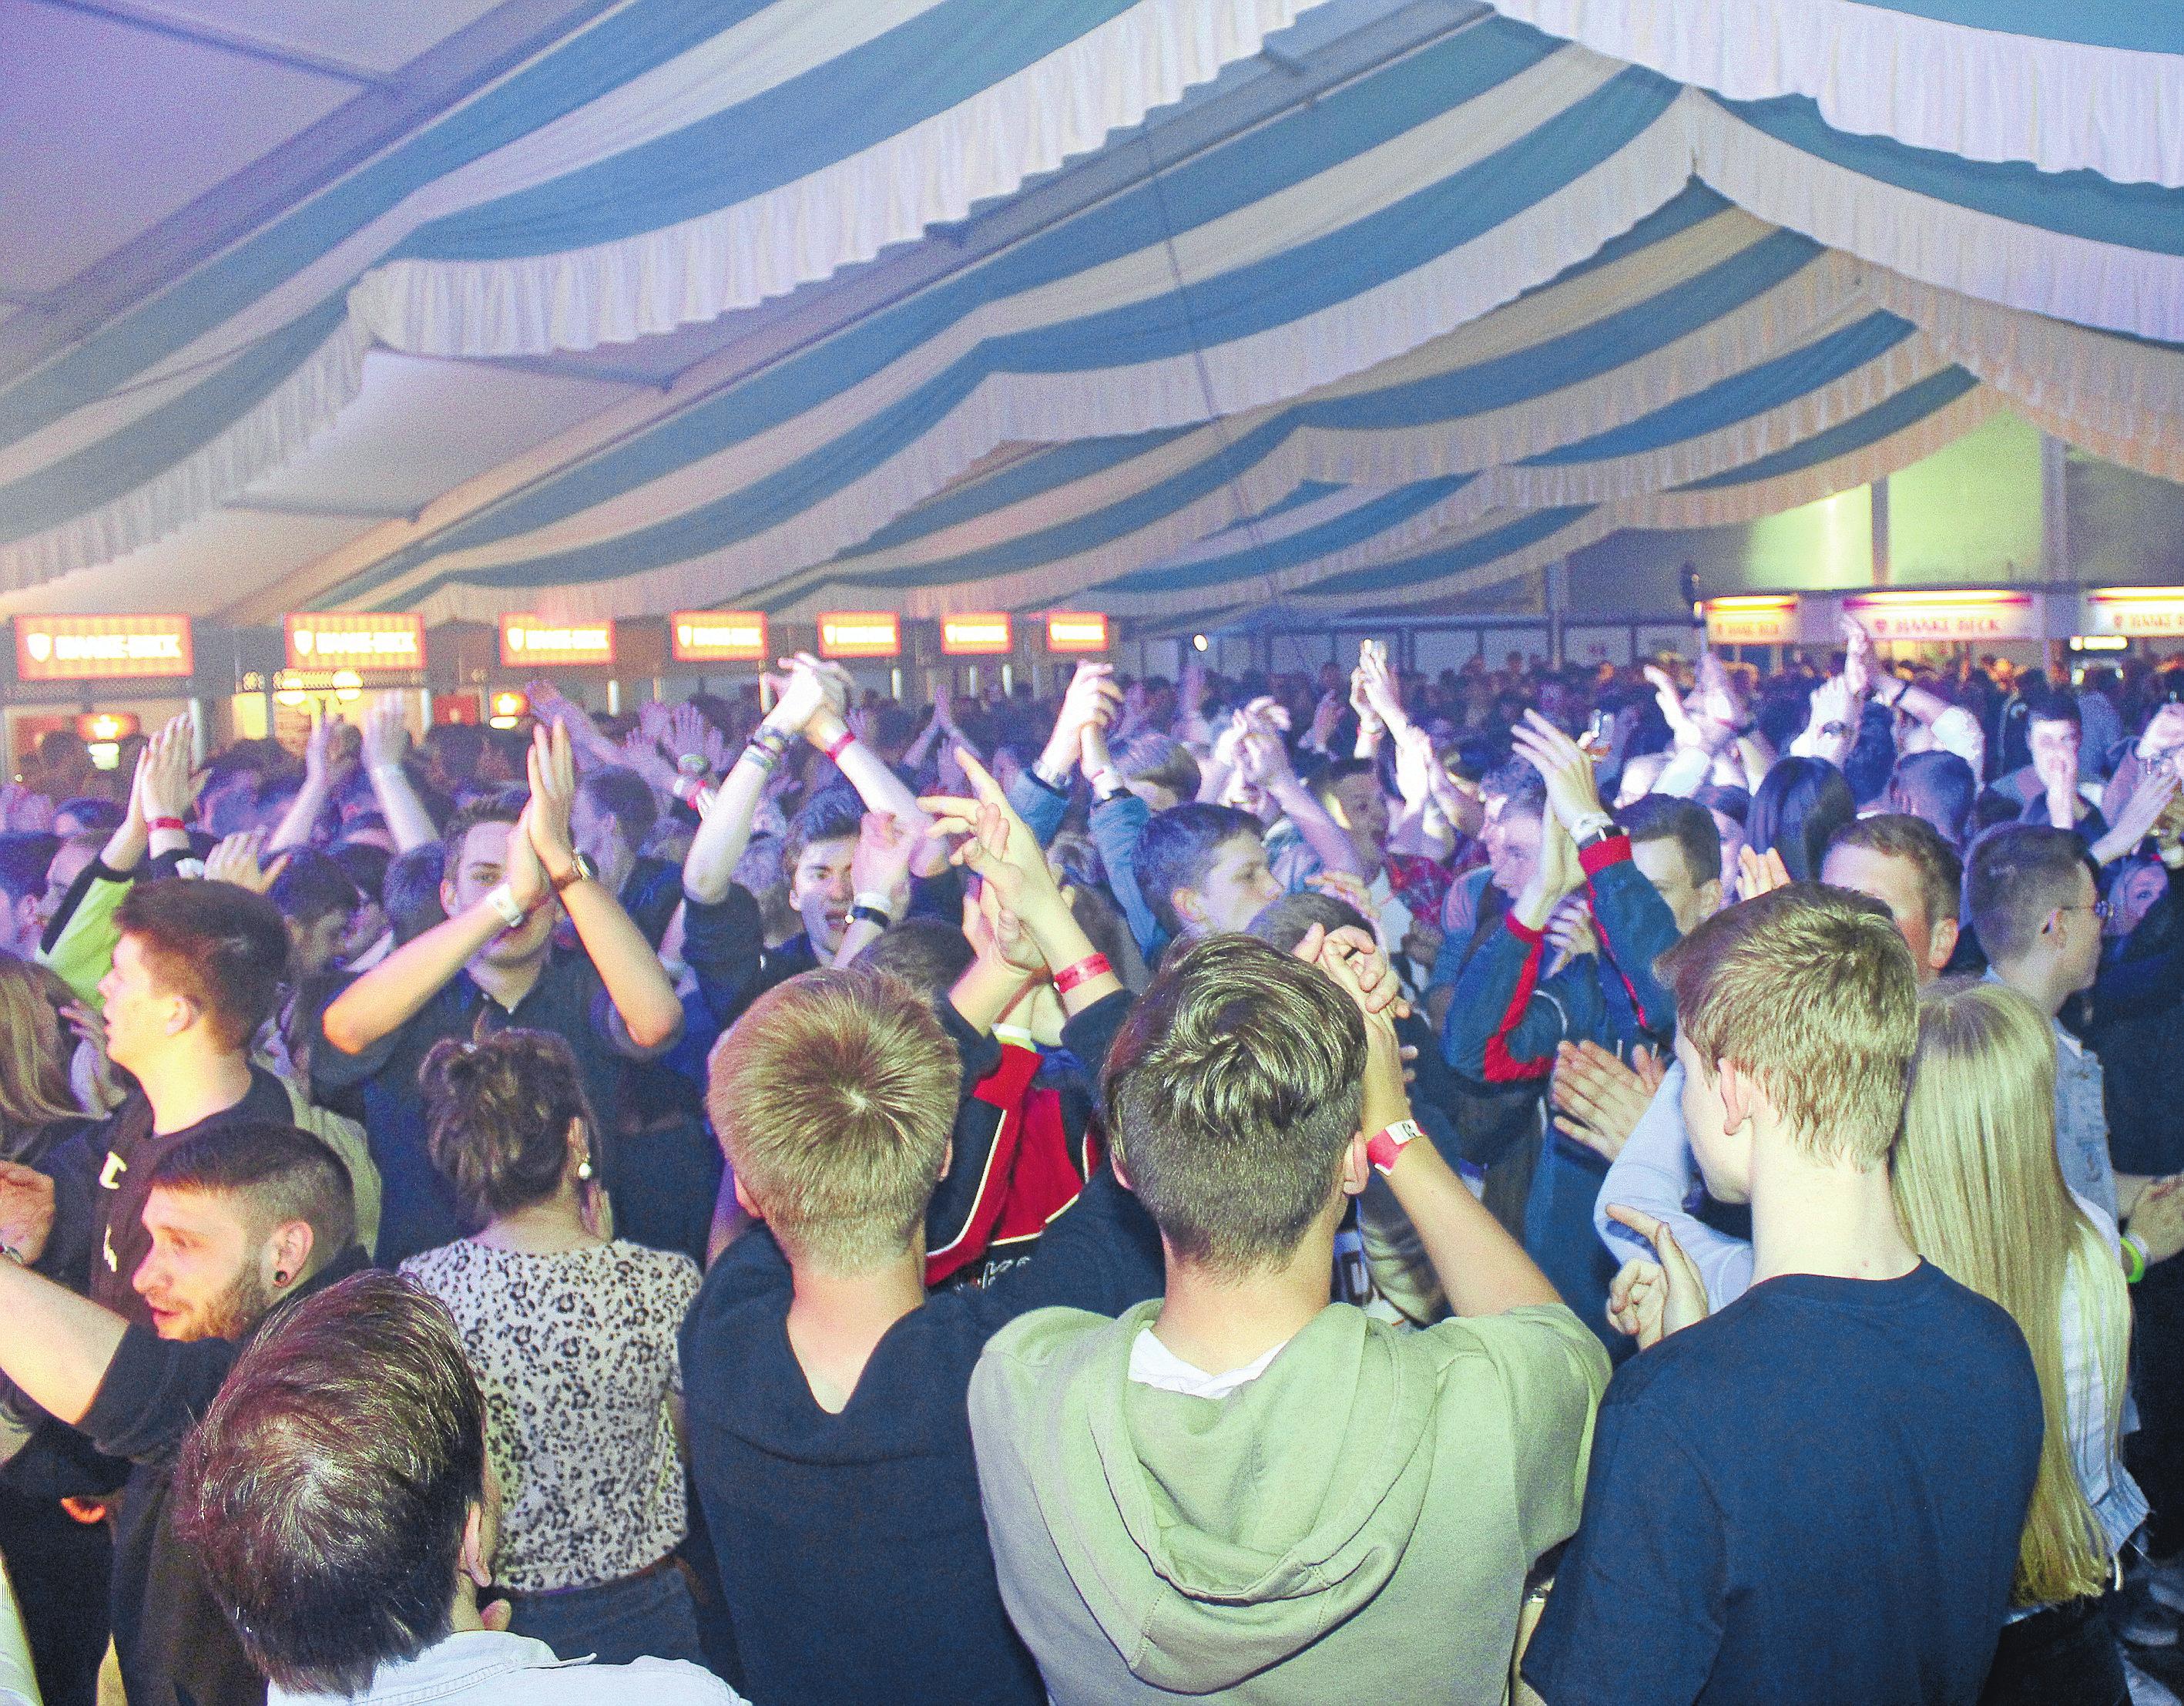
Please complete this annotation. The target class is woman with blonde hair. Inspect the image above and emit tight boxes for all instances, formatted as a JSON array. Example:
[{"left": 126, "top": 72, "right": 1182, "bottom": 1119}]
[
  {"left": 0, "top": 950, "right": 91, "bottom": 1164},
  {"left": 1895, "top": 979, "right": 2143, "bottom": 1706}
]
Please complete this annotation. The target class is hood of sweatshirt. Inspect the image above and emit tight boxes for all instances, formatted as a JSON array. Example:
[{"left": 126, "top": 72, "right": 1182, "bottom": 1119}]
[{"left": 1001, "top": 1298, "right": 1444, "bottom": 1692}]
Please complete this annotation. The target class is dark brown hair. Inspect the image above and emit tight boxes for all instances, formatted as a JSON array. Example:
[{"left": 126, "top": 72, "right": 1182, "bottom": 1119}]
[
  {"left": 115, "top": 877, "right": 289, "bottom": 1050},
  {"left": 172, "top": 1273, "right": 487, "bottom": 1694},
  {"left": 149, "top": 1120, "right": 356, "bottom": 1261},
  {"left": 418, "top": 1029, "right": 594, "bottom": 1225}
]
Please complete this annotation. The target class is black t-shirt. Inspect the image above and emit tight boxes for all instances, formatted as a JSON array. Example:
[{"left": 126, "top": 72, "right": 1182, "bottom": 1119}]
[
  {"left": 680, "top": 1166, "right": 1164, "bottom": 1706},
  {"left": 313, "top": 949, "right": 651, "bottom": 1264},
  {"left": 1524, "top": 1262, "right": 2042, "bottom": 1706}
]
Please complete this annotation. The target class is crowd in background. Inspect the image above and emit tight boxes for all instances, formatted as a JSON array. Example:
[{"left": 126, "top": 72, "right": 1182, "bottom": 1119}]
[{"left": 0, "top": 620, "right": 2177, "bottom": 1706}]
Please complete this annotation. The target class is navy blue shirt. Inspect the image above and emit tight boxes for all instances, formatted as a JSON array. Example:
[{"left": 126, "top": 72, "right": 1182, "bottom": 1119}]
[{"left": 1525, "top": 1261, "right": 2041, "bottom": 1706}]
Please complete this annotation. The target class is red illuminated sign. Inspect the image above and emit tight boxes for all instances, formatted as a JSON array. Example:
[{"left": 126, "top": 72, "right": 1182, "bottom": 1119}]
[
  {"left": 1045, "top": 613, "right": 1109, "bottom": 653},
  {"left": 285, "top": 613, "right": 425, "bottom": 671},
  {"left": 941, "top": 613, "right": 1012, "bottom": 656},
  {"left": 499, "top": 615, "right": 616, "bottom": 668}
]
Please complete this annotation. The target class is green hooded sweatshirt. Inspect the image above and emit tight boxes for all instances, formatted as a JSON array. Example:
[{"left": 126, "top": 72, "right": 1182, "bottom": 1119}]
[{"left": 969, "top": 1298, "right": 1605, "bottom": 1704}]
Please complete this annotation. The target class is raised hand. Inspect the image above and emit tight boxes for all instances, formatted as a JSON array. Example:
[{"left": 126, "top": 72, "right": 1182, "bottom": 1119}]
[
  {"left": 1645, "top": 664, "right": 1707, "bottom": 754},
  {"left": 918, "top": 751, "right": 1065, "bottom": 922},
  {"left": 304, "top": 714, "right": 358, "bottom": 794},
  {"left": 1543, "top": 892, "right": 1596, "bottom": 974},
  {"left": 1307, "top": 690, "right": 1345, "bottom": 751},
  {"left": 1551, "top": 1039, "right": 1656, "bottom": 1162},
  {"left": 137, "top": 714, "right": 199, "bottom": 827},
  {"left": 1695, "top": 650, "right": 1748, "bottom": 734},
  {"left": 203, "top": 831, "right": 290, "bottom": 894},
  {"left": 852, "top": 810, "right": 921, "bottom": 917},
  {"left": 361, "top": 696, "right": 412, "bottom": 774},
  {"left": 1392, "top": 722, "right": 1438, "bottom": 809},
  {"left": 1511, "top": 710, "right": 1607, "bottom": 831},
  {"left": 767, "top": 657, "right": 840, "bottom": 735},
  {"left": 1306, "top": 868, "right": 1380, "bottom": 924},
  {"left": 1604, "top": 1204, "right": 1709, "bottom": 1348},
  {"left": 1735, "top": 843, "right": 1793, "bottom": 900},
  {"left": 524, "top": 720, "right": 580, "bottom": 875},
  {"left": 1838, "top": 614, "right": 1874, "bottom": 704}
]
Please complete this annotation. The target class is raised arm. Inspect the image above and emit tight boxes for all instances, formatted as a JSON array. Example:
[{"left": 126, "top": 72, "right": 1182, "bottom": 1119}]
[
  {"left": 683, "top": 663, "right": 831, "bottom": 906},
  {"left": 0, "top": 1252, "right": 127, "bottom": 1427},
  {"left": 1323, "top": 935, "right": 1558, "bottom": 1315},
  {"left": 523, "top": 721, "right": 682, "bottom": 1052},
  {"left": 359, "top": 697, "right": 438, "bottom": 854},
  {"left": 268, "top": 716, "right": 354, "bottom": 853}
]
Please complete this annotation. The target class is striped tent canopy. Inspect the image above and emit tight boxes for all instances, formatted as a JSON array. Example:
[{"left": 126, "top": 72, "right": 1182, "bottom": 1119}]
[{"left": 5, "top": 0, "right": 2181, "bottom": 634}]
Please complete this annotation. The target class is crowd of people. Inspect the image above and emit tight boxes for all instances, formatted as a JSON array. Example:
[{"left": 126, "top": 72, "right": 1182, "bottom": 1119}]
[{"left": 0, "top": 622, "right": 2178, "bottom": 1706}]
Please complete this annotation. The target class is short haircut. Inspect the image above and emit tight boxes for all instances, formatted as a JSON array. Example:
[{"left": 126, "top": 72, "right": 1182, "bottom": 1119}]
[
  {"left": 1886, "top": 751, "right": 1978, "bottom": 849},
  {"left": 1482, "top": 758, "right": 1547, "bottom": 818},
  {"left": 418, "top": 1029, "right": 595, "bottom": 1225},
  {"left": 1244, "top": 889, "right": 1372, "bottom": 954},
  {"left": 1843, "top": 706, "right": 1898, "bottom": 806},
  {"left": 148, "top": 1120, "right": 356, "bottom": 1260},
  {"left": 1309, "top": 756, "right": 1380, "bottom": 813},
  {"left": 1103, "top": 935, "right": 1366, "bottom": 1272},
  {"left": 172, "top": 1273, "right": 487, "bottom": 1695},
  {"left": 783, "top": 788, "right": 864, "bottom": 876},
  {"left": 871, "top": 704, "right": 918, "bottom": 752},
  {"left": 706, "top": 969, "right": 958, "bottom": 1273},
  {"left": 382, "top": 844, "right": 447, "bottom": 945},
  {"left": 438, "top": 789, "right": 526, "bottom": 880},
  {"left": 1114, "top": 734, "right": 1201, "bottom": 804},
  {"left": 579, "top": 764, "right": 659, "bottom": 851},
  {"left": 55, "top": 796, "right": 122, "bottom": 832},
  {"left": 0, "top": 832, "right": 59, "bottom": 905},
  {"left": 1132, "top": 804, "right": 1260, "bottom": 937},
  {"left": 1656, "top": 884, "right": 1917, "bottom": 1167},
  {"left": 851, "top": 917, "right": 976, "bottom": 999},
  {"left": 1616, "top": 795, "right": 1721, "bottom": 894},
  {"left": 1826, "top": 813, "right": 1963, "bottom": 927},
  {"left": 267, "top": 848, "right": 361, "bottom": 929},
  {"left": 1964, "top": 824, "right": 2098, "bottom": 964},
  {"left": 2025, "top": 689, "right": 2082, "bottom": 732},
  {"left": 115, "top": 879, "right": 290, "bottom": 1051}
]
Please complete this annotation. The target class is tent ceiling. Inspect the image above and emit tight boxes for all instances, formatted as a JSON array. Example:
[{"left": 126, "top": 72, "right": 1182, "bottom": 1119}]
[{"left": 0, "top": 0, "right": 2179, "bottom": 635}]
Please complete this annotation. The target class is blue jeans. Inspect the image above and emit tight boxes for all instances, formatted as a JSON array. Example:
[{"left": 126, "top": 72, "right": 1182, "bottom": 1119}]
[{"left": 505, "top": 1561, "right": 708, "bottom": 1667}]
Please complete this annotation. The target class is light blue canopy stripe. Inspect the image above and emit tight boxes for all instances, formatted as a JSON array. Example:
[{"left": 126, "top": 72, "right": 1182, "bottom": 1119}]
[
  {"left": 315, "top": 18, "right": 1575, "bottom": 606},
  {"left": 0, "top": 296, "right": 349, "bottom": 545},
  {"left": 716, "top": 215, "right": 1823, "bottom": 613},
  {"left": 1676, "top": 363, "right": 1980, "bottom": 489},
  {"left": 1093, "top": 479, "right": 1473, "bottom": 598},
  {"left": 1841, "top": 0, "right": 2181, "bottom": 55},
  {"left": 0, "top": 0, "right": 782, "bottom": 453},
  {"left": 1517, "top": 310, "right": 1917, "bottom": 465},
  {"left": 1714, "top": 93, "right": 2184, "bottom": 254},
  {"left": 1308, "top": 506, "right": 1595, "bottom": 601},
  {"left": 373, "top": 192, "right": 1806, "bottom": 613},
  {"left": 396, "top": 0, "right": 1153, "bottom": 262}
]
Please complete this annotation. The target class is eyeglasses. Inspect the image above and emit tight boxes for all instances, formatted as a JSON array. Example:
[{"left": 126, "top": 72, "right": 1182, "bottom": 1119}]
[{"left": 2056, "top": 899, "right": 2113, "bottom": 924}]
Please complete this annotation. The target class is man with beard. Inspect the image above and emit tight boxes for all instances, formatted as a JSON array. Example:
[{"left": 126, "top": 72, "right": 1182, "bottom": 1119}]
[{"left": 0, "top": 1122, "right": 364, "bottom": 1706}]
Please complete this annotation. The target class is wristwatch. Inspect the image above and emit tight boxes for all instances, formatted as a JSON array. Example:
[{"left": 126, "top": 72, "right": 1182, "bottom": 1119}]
[
  {"left": 550, "top": 851, "right": 597, "bottom": 895},
  {"left": 1366, "top": 1118, "right": 1421, "bottom": 1176},
  {"left": 1570, "top": 812, "right": 1619, "bottom": 850}
]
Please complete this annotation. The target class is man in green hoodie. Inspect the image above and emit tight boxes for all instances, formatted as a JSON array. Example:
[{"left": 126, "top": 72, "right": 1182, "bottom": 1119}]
[{"left": 968, "top": 932, "right": 1609, "bottom": 1704}]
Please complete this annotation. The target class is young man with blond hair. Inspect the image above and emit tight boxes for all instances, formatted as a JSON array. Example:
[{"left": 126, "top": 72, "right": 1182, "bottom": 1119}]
[
  {"left": 969, "top": 931, "right": 1606, "bottom": 1704},
  {"left": 1525, "top": 885, "right": 2044, "bottom": 1706},
  {"left": 680, "top": 759, "right": 1163, "bottom": 1706}
]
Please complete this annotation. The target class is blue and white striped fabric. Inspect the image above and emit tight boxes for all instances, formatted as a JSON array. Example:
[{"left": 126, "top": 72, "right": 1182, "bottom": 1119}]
[
  {"left": 4, "top": 2, "right": 2182, "bottom": 631},
  {"left": 1482, "top": 0, "right": 2184, "bottom": 187}
]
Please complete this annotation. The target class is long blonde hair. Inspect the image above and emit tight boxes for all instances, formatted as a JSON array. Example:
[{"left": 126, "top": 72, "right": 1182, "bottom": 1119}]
[
  {"left": 0, "top": 952, "right": 82, "bottom": 1156},
  {"left": 1894, "top": 979, "right": 2129, "bottom": 1607}
]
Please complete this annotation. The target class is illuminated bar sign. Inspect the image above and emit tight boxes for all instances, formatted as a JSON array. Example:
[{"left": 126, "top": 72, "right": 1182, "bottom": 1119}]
[
  {"left": 500, "top": 615, "right": 616, "bottom": 667},
  {"left": 1703, "top": 596, "right": 1799, "bottom": 646},
  {"left": 1843, "top": 589, "right": 2038, "bottom": 643},
  {"left": 817, "top": 612, "right": 901, "bottom": 659},
  {"left": 941, "top": 613, "right": 1012, "bottom": 656},
  {"left": 2086, "top": 587, "right": 2184, "bottom": 639},
  {"left": 1045, "top": 612, "right": 1110, "bottom": 653},
  {"left": 285, "top": 612, "right": 425, "bottom": 671},
  {"left": 671, "top": 612, "right": 769, "bottom": 663},
  {"left": 15, "top": 614, "right": 193, "bottom": 680}
]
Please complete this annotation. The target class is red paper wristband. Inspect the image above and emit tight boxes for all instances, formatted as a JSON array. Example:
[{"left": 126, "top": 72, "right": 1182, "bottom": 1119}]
[
  {"left": 824, "top": 729, "right": 856, "bottom": 763},
  {"left": 149, "top": 817, "right": 187, "bottom": 833},
  {"left": 1053, "top": 952, "right": 1112, "bottom": 994}
]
